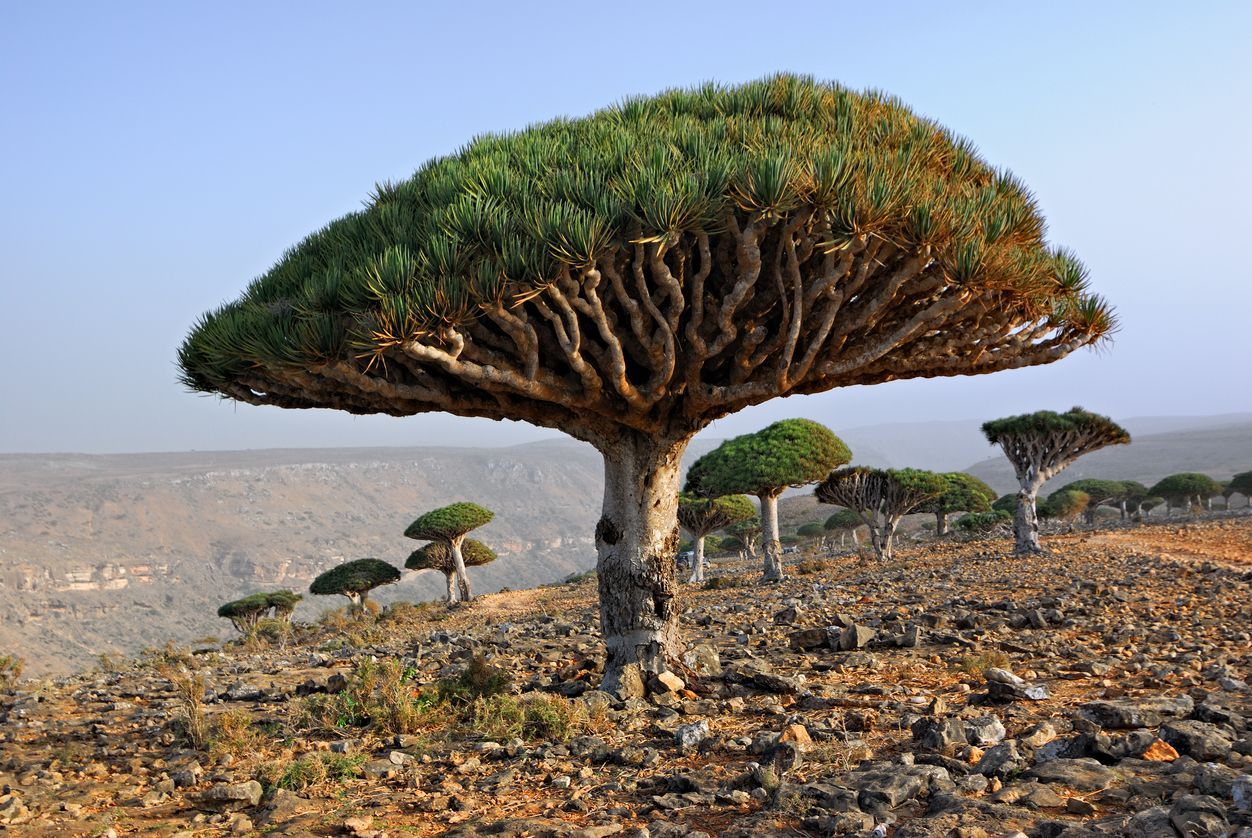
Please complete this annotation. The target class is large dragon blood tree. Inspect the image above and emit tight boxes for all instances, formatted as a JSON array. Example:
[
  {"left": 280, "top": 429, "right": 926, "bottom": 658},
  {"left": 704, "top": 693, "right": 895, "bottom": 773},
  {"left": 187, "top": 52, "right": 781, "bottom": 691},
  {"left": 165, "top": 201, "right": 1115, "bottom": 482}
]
[{"left": 179, "top": 75, "right": 1114, "bottom": 696}]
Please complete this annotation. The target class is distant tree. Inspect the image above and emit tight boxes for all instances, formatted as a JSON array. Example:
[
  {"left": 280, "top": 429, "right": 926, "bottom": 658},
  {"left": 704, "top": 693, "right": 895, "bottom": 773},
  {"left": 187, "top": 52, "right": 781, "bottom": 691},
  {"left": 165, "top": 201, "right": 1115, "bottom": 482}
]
[
  {"left": 991, "top": 494, "right": 1017, "bottom": 514},
  {"left": 1148, "top": 473, "right": 1224, "bottom": 516},
  {"left": 726, "top": 516, "right": 763, "bottom": 561},
  {"left": 1040, "top": 488, "right": 1090, "bottom": 523},
  {"left": 916, "top": 472, "right": 996, "bottom": 535},
  {"left": 1138, "top": 496, "right": 1164, "bottom": 519},
  {"left": 686, "top": 419, "right": 851, "bottom": 581},
  {"left": 823, "top": 508, "right": 864, "bottom": 548},
  {"left": 405, "top": 502, "right": 494, "bottom": 603},
  {"left": 718, "top": 535, "right": 745, "bottom": 556},
  {"left": 676, "top": 493, "right": 754, "bottom": 583},
  {"left": 982, "top": 407, "right": 1130, "bottom": 555},
  {"left": 217, "top": 593, "right": 272, "bottom": 637},
  {"left": 406, "top": 539, "right": 498, "bottom": 602},
  {"left": 796, "top": 522, "right": 826, "bottom": 539},
  {"left": 266, "top": 590, "right": 302, "bottom": 625},
  {"left": 954, "top": 509, "right": 1012, "bottom": 534},
  {"left": 1116, "top": 480, "right": 1150, "bottom": 520},
  {"left": 309, "top": 558, "right": 401, "bottom": 615},
  {"left": 815, "top": 467, "right": 947, "bottom": 561},
  {"left": 779, "top": 534, "right": 802, "bottom": 546},
  {"left": 1228, "top": 471, "right": 1252, "bottom": 509},
  {"left": 1052, "top": 479, "right": 1129, "bottom": 525}
]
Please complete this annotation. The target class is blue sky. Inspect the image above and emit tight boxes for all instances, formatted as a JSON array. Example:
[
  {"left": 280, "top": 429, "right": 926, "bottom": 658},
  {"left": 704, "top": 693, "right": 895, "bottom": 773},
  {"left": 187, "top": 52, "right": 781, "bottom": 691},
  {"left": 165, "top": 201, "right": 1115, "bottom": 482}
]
[{"left": 2, "top": 1, "right": 1249, "bottom": 453}]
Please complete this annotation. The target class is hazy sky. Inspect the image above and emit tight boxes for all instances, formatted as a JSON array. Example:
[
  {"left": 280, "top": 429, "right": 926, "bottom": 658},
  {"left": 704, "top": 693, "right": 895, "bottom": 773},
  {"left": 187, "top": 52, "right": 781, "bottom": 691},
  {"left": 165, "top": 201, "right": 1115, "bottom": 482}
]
[{"left": 2, "top": 2, "right": 1249, "bottom": 454}]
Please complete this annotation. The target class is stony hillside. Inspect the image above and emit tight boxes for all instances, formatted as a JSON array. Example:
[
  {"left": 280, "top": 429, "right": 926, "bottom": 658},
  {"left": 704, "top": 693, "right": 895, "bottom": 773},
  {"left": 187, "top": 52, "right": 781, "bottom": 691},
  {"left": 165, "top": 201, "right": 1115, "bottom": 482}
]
[
  {"left": 1, "top": 519, "right": 1248, "bottom": 836},
  {"left": 0, "top": 441, "right": 607, "bottom": 676}
]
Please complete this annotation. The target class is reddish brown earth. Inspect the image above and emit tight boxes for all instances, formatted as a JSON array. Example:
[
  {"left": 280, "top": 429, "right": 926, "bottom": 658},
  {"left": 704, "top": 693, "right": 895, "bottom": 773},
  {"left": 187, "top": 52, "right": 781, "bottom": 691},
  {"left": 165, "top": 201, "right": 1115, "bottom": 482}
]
[{"left": 1, "top": 518, "right": 1249, "bottom": 837}]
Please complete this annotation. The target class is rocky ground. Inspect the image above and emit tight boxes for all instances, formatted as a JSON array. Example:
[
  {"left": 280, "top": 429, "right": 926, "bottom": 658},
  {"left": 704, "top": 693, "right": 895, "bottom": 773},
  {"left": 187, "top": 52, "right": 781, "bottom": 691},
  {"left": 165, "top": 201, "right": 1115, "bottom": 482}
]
[{"left": 2, "top": 518, "right": 1250, "bottom": 837}]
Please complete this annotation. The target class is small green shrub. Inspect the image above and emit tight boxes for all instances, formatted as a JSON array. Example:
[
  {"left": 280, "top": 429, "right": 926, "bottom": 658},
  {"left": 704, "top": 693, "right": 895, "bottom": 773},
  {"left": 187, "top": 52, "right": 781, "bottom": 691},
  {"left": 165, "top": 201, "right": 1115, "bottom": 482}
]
[
  {"left": 469, "top": 693, "right": 588, "bottom": 742},
  {"left": 294, "top": 658, "right": 430, "bottom": 736},
  {"left": 0, "top": 654, "right": 24, "bottom": 691},
  {"left": 952, "top": 651, "right": 1011, "bottom": 675},
  {"left": 792, "top": 558, "right": 828, "bottom": 575},
  {"left": 435, "top": 655, "right": 512, "bottom": 705},
  {"left": 953, "top": 510, "right": 1012, "bottom": 534},
  {"left": 702, "top": 575, "right": 746, "bottom": 590}
]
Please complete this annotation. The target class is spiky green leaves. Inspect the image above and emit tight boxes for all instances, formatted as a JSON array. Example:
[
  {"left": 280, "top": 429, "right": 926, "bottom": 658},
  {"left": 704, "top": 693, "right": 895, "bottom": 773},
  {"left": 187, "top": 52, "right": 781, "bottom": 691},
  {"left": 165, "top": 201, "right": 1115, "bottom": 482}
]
[
  {"left": 815, "top": 466, "right": 948, "bottom": 519},
  {"left": 916, "top": 473, "right": 997, "bottom": 516},
  {"left": 676, "top": 493, "right": 756, "bottom": 538},
  {"left": 981, "top": 407, "right": 1130, "bottom": 446},
  {"left": 406, "top": 539, "right": 497, "bottom": 572},
  {"left": 217, "top": 593, "right": 271, "bottom": 621},
  {"left": 405, "top": 502, "right": 494, "bottom": 542},
  {"left": 796, "top": 522, "right": 825, "bottom": 538},
  {"left": 1228, "top": 471, "right": 1252, "bottom": 498},
  {"left": 309, "top": 558, "right": 401, "bottom": 597},
  {"left": 180, "top": 74, "right": 1114, "bottom": 398},
  {"left": 686, "top": 419, "right": 851, "bottom": 499},
  {"left": 1040, "top": 489, "right": 1089, "bottom": 520}
]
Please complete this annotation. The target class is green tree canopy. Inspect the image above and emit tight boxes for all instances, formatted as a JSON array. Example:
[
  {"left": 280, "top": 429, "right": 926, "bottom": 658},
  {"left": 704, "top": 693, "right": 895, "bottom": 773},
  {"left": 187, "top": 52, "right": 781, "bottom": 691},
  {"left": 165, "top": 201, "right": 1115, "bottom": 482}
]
[
  {"left": 676, "top": 493, "right": 755, "bottom": 538},
  {"left": 309, "top": 558, "right": 401, "bottom": 612},
  {"left": 1040, "top": 489, "right": 1089, "bottom": 521},
  {"left": 405, "top": 502, "right": 495, "bottom": 541},
  {"left": 1228, "top": 471, "right": 1252, "bottom": 497},
  {"left": 815, "top": 466, "right": 947, "bottom": 560},
  {"left": 217, "top": 593, "right": 272, "bottom": 636},
  {"left": 1148, "top": 473, "right": 1224, "bottom": 504},
  {"left": 686, "top": 419, "right": 851, "bottom": 499},
  {"left": 954, "top": 510, "right": 1012, "bottom": 534},
  {"left": 266, "top": 590, "right": 302, "bottom": 622},
  {"left": 178, "top": 75, "right": 1115, "bottom": 697},
  {"left": 916, "top": 472, "right": 996, "bottom": 534},
  {"left": 1053, "top": 478, "right": 1129, "bottom": 506},
  {"left": 405, "top": 538, "right": 498, "bottom": 571},
  {"left": 992, "top": 494, "right": 1017, "bottom": 514},
  {"left": 824, "top": 508, "right": 862, "bottom": 531},
  {"left": 796, "top": 522, "right": 826, "bottom": 538}
]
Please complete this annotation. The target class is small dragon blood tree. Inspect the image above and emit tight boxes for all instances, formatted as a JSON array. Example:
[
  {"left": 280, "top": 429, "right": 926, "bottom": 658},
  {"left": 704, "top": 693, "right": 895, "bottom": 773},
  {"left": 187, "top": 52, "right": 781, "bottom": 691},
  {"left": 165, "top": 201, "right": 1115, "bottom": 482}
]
[
  {"left": 815, "top": 467, "right": 947, "bottom": 561},
  {"left": 404, "top": 502, "right": 494, "bottom": 603},
  {"left": 406, "top": 538, "right": 497, "bottom": 603},
  {"left": 686, "top": 419, "right": 850, "bottom": 580},
  {"left": 180, "top": 75, "right": 1115, "bottom": 695},
  {"left": 676, "top": 492, "right": 755, "bottom": 583},
  {"left": 982, "top": 407, "right": 1130, "bottom": 554},
  {"left": 309, "top": 558, "right": 401, "bottom": 615},
  {"left": 916, "top": 472, "right": 997, "bottom": 535}
]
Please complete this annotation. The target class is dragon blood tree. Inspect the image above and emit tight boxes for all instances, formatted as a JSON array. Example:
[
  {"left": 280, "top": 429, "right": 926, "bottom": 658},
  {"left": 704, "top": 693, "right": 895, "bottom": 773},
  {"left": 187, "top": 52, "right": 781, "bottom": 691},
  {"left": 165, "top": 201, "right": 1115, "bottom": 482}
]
[
  {"left": 405, "top": 502, "right": 494, "bottom": 603},
  {"left": 677, "top": 493, "right": 755, "bottom": 583},
  {"left": 406, "top": 538, "right": 497, "bottom": 603},
  {"left": 685, "top": 419, "right": 851, "bottom": 581},
  {"left": 178, "top": 76, "right": 1114, "bottom": 695},
  {"left": 916, "top": 472, "right": 997, "bottom": 535},
  {"left": 217, "top": 593, "right": 271, "bottom": 637},
  {"left": 815, "top": 467, "right": 947, "bottom": 560},
  {"left": 1052, "top": 478, "right": 1131, "bottom": 524},
  {"left": 1149, "top": 473, "right": 1224, "bottom": 516},
  {"left": 982, "top": 408, "right": 1130, "bottom": 555},
  {"left": 1228, "top": 471, "right": 1252, "bottom": 509},
  {"left": 824, "top": 508, "right": 864, "bottom": 547},
  {"left": 309, "top": 558, "right": 401, "bottom": 615}
]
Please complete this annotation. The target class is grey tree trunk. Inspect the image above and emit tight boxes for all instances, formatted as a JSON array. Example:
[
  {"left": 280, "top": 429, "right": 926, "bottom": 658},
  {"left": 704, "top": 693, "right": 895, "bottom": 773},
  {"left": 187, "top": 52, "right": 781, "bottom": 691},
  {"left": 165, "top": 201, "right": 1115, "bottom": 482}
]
[
  {"left": 595, "top": 431, "right": 686, "bottom": 698},
  {"left": 442, "top": 570, "right": 456, "bottom": 603},
  {"left": 689, "top": 535, "right": 706, "bottom": 584},
  {"left": 882, "top": 517, "right": 899, "bottom": 561},
  {"left": 1013, "top": 488, "right": 1043, "bottom": 555},
  {"left": 935, "top": 510, "right": 948, "bottom": 536},
  {"left": 450, "top": 535, "right": 473, "bottom": 603},
  {"left": 760, "top": 492, "right": 783, "bottom": 581}
]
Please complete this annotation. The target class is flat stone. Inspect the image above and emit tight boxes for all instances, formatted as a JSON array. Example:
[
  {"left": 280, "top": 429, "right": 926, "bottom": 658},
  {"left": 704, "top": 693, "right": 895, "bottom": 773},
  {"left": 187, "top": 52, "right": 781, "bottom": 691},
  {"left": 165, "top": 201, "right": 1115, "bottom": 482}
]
[
  {"left": 1160, "top": 719, "right": 1233, "bottom": 761},
  {"left": 849, "top": 763, "right": 952, "bottom": 810},
  {"left": 196, "top": 780, "right": 263, "bottom": 811},
  {"left": 975, "top": 741, "right": 1028, "bottom": 779},
  {"left": 1169, "top": 794, "right": 1229, "bottom": 837},
  {"left": 1026, "top": 758, "right": 1118, "bottom": 791},
  {"left": 838, "top": 624, "right": 876, "bottom": 651},
  {"left": 649, "top": 671, "right": 685, "bottom": 694},
  {"left": 788, "top": 628, "right": 828, "bottom": 651},
  {"left": 1078, "top": 695, "right": 1194, "bottom": 729},
  {"left": 965, "top": 716, "right": 1007, "bottom": 747}
]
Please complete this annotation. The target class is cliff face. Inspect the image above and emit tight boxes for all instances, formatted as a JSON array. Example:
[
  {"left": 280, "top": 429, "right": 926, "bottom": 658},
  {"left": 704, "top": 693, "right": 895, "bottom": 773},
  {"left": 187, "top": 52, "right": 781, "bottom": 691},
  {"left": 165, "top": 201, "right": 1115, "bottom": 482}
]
[{"left": 0, "top": 442, "right": 606, "bottom": 675}]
